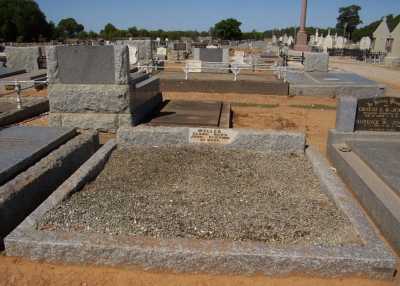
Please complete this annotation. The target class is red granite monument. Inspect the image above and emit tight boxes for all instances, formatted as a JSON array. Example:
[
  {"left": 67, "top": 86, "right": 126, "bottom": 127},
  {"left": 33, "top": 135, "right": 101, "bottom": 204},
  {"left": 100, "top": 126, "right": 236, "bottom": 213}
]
[{"left": 294, "top": 0, "right": 311, "bottom": 51}]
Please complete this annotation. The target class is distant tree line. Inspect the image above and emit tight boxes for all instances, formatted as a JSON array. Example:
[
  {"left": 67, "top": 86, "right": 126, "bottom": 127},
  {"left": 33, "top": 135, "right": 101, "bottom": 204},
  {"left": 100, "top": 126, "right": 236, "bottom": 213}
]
[{"left": 0, "top": 0, "right": 399, "bottom": 43}]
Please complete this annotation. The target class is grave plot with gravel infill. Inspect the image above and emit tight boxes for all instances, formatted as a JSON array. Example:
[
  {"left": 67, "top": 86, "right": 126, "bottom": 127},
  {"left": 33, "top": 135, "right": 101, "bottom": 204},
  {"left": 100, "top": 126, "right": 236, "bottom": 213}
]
[
  {"left": 4, "top": 127, "right": 397, "bottom": 280},
  {"left": 39, "top": 146, "right": 359, "bottom": 247}
]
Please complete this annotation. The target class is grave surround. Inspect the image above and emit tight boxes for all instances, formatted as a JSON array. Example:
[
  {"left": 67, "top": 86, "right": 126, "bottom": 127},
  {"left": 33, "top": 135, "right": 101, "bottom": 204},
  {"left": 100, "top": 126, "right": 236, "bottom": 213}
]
[
  {"left": 0, "top": 129, "right": 99, "bottom": 245},
  {"left": 328, "top": 95, "right": 400, "bottom": 255},
  {"left": 5, "top": 127, "right": 396, "bottom": 279}
]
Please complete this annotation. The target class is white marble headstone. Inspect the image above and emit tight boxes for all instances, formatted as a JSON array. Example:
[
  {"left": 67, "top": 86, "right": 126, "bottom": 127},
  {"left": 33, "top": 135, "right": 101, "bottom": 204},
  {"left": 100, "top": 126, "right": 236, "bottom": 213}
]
[
  {"left": 128, "top": 45, "right": 138, "bottom": 65},
  {"left": 360, "top": 37, "right": 372, "bottom": 50}
]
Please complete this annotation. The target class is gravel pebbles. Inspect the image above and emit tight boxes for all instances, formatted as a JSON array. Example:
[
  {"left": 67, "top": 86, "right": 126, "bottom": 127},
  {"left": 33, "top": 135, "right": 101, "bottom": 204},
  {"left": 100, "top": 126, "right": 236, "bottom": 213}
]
[{"left": 39, "top": 146, "right": 360, "bottom": 246}]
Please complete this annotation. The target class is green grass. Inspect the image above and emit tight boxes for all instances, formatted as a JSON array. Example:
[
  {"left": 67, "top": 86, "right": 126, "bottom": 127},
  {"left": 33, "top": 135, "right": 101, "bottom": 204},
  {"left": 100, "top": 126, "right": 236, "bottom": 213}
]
[
  {"left": 289, "top": 104, "right": 337, "bottom": 110},
  {"left": 232, "top": 102, "right": 280, "bottom": 109}
]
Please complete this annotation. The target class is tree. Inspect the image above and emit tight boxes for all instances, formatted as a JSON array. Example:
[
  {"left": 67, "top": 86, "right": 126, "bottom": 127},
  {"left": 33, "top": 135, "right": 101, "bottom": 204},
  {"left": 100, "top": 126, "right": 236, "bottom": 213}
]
[
  {"left": 88, "top": 30, "right": 98, "bottom": 39},
  {"left": 336, "top": 5, "right": 363, "bottom": 39},
  {"left": 100, "top": 23, "right": 119, "bottom": 40},
  {"left": 212, "top": 18, "right": 242, "bottom": 40},
  {"left": 0, "top": 0, "right": 53, "bottom": 42},
  {"left": 57, "top": 18, "right": 84, "bottom": 38}
]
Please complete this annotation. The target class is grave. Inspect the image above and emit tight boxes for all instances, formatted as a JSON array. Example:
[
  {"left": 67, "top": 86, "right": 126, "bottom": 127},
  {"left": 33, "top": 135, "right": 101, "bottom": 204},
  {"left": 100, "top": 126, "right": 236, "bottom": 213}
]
[
  {"left": 285, "top": 71, "right": 385, "bottom": 97},
  {"left": 0, "top": 126, "right": 99, "bottom": 246},
  {"left": 47, "top": 45, "right": 161, "bottom": 132},
  {"left": 148, "top": 100, "right": 230, "bottom": 128},
  {"left": 193, "top": 48, "right": 230, "bottom": 73},
  {"left": 0, "top": 126, "right": 75, "bottom": 185},
  {"left": 4, "top": 47, "right": 42, "bottom": 73},
  {"left": 304, "top": 52, "right": 329, "bottom": 72},
  {"left": 328, "top": 96, "right": 400, "bottom": 254},
  {"left": 4, "top": 127, "right": 396, "bottom": 279},
  {"left": 115, "top": 39, "right": 154, "bottom": 65},
  {"left": 159, "top": 71, "right": 289, "bottom": 95}
]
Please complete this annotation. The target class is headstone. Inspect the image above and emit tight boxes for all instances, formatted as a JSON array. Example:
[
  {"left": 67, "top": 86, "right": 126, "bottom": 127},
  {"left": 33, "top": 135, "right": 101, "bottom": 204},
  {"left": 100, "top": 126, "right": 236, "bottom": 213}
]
[
  {"left": 156, "top": 47, "right": 167, "bottom": 59},
  {"left": 174, "top": 43, "right": 187, "bottom": 51},
  {"left": 355, "top": 97, "right": 400, "bottom": 132},
  {"left": 47, "top": 45, "right": 161, "bottom": 131},
  {"left": 272, "top": 35, "right": 278, "bottom": 45},
  {"left": 323, "top": 35, "right": 333, "bottom": 52},
  {"left": 304, "top": 52, "right": 329, "bottom": 72},
  {"left": 128, "top": 45, "right": 138, "bottom": 65},
  {"left": 283, "top": 34, "right": 289, "bottom": 45},
  {"left": 309, "top": 35, "right": 316, "bottom": 46},
  {"left": 186, "top": 60, "right": 202, "bottom": 72},
  {"left": 360, "top": 37, "right": 372, "bottom": 50},
  {"left": 47, "top": 45, "right": 128, "bottom": 85},
  {"left": 317, "top": 35, "right": 325, "bottom": 48},
  {"left": 336, "top": 36, "right": 345, "bottom": 49},
  {"left": 287, "top": 36, "right": 294, "bottom": 47},
  {"left": 5, "top": 47, "right": 41, "bottom": 72},
  {"left": 116, "top": 39, "right": 153, "bottom": 64},
  {"left": 194, "top": 48, "right": 229, "bottom": 62}
]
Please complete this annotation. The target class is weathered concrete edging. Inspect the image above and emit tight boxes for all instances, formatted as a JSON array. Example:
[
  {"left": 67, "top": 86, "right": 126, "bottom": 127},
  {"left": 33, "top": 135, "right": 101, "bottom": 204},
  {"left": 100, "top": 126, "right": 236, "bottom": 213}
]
[
  {"left": 117, "top": 126, "right": 306, "bottom": 154},
  {"left": 160, "top": 78, "right": 289, "bottom": 95},
  {"left": 0, "top": 97, "right": 49, "bottom": 127},
  {"left": 4, "top": 139, "right": 397, "bottom": 279},
  {"left": 0, "top": 131, "right": 99, "bottom": 246},
  {"left": 289, "top": 84, "right": 385, "bottom": 97}
]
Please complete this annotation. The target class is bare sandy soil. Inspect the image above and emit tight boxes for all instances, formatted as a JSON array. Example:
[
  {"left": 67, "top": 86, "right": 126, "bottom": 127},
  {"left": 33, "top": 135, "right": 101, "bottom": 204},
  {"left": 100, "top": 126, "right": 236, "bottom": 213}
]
[
  {"left": 164, "top": 92, "right": 337, "bottom": 154},
  {"left": 1, "top": 256, "right": 398, "bottom": 286}
]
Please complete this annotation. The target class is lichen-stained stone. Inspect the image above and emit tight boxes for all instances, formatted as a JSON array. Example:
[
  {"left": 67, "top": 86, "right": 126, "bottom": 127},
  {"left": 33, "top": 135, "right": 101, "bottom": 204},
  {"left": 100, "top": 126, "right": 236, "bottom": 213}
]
[
  {"left": 49, "top": 84, "right": 131, "bottom": 113},
  {"left": 5, "top": 47, "right": 40, "bottom": 72},
  {"left": 60, "top": 113, "right": 120, "bottom": 132},
  {"left": 304, "top": 52, "right": 329, "bottom": 72},
  {"left": 47, "top": 45, "right": 129, "bottom": 85}
]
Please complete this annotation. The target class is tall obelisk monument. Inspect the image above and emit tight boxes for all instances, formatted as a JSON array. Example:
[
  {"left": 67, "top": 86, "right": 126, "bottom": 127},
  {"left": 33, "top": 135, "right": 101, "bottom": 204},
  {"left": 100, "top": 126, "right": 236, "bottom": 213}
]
[{"left": 294, "top": 0, "right": 311, "bottom": 51}]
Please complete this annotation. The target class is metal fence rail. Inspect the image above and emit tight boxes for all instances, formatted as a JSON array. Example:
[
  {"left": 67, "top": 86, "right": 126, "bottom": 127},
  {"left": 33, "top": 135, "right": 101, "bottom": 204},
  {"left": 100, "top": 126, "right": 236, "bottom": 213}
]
[{"left": 0, "top": 80, "right": 47, "bottom": 110}]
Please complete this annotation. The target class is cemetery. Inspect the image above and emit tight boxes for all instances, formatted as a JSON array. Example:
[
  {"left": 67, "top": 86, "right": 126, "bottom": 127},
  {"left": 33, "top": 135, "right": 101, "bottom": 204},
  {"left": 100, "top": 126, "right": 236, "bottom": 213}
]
[
  {"left": 1, "top": 0, "right": 400, "bottom": 285},
  {"left": 4, "top": 127, "right": 397, "bottom": 279}
]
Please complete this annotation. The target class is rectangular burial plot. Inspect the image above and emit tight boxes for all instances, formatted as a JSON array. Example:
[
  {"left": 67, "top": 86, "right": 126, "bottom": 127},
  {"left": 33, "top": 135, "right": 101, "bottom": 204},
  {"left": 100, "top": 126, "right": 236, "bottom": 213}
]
[
  {"left": 149, "top": 100, "right": 223, "bottom": 127},
  {"left": 0, "top": 126, "right": 76, "bottom": 185},
  {"left": 5, "top": 127, "right": 396, "bottom": 279}
]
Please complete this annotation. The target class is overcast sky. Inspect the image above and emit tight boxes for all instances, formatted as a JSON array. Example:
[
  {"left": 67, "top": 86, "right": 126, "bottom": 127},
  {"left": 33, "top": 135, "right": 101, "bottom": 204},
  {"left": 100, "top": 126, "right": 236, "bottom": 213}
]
[{"left": 36, "top": 0, "right": 400, "bottom": 32}]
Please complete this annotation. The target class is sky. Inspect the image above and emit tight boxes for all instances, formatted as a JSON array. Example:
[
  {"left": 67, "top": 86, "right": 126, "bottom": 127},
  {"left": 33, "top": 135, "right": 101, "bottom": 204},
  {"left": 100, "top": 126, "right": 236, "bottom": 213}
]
[{"left": 35, "top": 0, "right": 400, "bottom": 32}]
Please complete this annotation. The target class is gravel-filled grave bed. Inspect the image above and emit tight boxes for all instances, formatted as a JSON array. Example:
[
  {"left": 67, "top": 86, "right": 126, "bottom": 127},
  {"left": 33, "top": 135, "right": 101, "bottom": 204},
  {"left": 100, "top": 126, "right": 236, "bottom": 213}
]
[{"left": 39, "top": 145, "right": 360, "bottom": 247}]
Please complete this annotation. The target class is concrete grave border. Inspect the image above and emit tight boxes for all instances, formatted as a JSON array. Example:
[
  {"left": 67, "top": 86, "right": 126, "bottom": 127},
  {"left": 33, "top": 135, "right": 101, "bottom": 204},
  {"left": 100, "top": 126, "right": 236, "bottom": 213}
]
[
  {"left": 0, "top": 97, "right": 49, "bottom": 127},
  {"left": 0, "top": 131, "right": 99, "bottom": 247},
  {"left": 4, "top": 129, "right": 397, "bottom": 279}
]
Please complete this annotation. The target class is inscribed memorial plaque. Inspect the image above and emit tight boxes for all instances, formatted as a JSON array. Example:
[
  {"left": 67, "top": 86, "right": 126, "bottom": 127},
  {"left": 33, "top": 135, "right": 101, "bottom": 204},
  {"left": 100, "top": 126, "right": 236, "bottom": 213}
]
[
  {"left": 189, "top": 128, "right": 234, "bottom": 144},
  {"left": 355, "top": 97, "right": 400, "bottom": 132}
]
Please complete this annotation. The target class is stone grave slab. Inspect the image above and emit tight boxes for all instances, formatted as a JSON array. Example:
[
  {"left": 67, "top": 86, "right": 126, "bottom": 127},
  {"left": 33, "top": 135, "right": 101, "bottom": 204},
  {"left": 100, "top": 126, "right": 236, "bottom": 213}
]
[
  {"left": 0, "top": 126, "right": 76, "bottom": 185},
  {"left": 53, "top": 46, "right": 116, "bottom": 84},
  {"left": 150, "top": 101, "right": 222, "bottom": 127},
  {"left": 349, "top": 140, "right": 400, "bottom": 196},
  {"left": 0, "top": 66, "right": 26, "bottom": 79}
]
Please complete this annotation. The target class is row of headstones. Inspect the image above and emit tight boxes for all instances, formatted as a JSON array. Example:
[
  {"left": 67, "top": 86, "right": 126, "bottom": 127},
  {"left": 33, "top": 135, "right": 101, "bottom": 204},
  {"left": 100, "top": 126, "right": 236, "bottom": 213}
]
[
  {"left": 271, "top": 33, "right": 358, "bottom": 50},
  {"left": 271, "top": 33, "right": 372, "bottom": 51},
  {"left": 309, "top": 32, "right": 371, "bottom": 51},
  {"left": 272, "top": 35, "right": 295, "bottom": 47}
]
